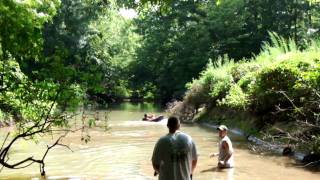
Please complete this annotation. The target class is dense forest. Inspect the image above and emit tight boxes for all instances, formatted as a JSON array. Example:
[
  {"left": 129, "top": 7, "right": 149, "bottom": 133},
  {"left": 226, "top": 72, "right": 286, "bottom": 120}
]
[
  {"left": 3, "top": 0, "right": 318, "bottom": 104},
  {"left": 131, "top": 0, "right": 320, "bottom": 102},
  {"left": 1, "top": 0, "right": 320, "bottom": 174}
]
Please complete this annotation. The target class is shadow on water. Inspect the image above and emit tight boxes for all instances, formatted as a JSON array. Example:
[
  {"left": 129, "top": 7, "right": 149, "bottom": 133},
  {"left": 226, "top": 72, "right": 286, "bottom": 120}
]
[{"left": 201, "top": 166, "right": 220, "bottom": 173}]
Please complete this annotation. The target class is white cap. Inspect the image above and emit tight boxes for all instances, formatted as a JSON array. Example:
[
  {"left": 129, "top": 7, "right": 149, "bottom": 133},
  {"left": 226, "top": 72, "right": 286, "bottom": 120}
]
[{"left": 217, "top": 125, "right": 228, "bottom": 131}]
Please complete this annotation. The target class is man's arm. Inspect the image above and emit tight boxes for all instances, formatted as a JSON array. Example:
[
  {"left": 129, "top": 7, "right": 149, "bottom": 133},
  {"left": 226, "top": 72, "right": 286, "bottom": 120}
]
[
  {"left": 222, "top": 141, "right": 232, "bottom": 163},
  {"left": 191, "top": 141, "right": 198, "bottom": 174},
  {"left": 153, "top": 163, "right": 160, "bottom": 173},
  {"left": 191, "top": 159, "right": 197, "bottom": 173},
  {"left": 152, "top": 141, "right": 161, "bottom": 173}
]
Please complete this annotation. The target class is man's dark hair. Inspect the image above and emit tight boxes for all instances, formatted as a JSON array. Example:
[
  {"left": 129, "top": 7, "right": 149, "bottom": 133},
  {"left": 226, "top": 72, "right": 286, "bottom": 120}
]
[{"left": 167, "top": 116, "right": 180, "bottom": 131}]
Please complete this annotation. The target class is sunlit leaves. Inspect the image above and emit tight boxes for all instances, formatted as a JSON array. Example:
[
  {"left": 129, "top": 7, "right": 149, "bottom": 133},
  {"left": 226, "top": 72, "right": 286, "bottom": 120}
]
[{"left": 0, "top": 0, "right": 60, "bottom": 60}]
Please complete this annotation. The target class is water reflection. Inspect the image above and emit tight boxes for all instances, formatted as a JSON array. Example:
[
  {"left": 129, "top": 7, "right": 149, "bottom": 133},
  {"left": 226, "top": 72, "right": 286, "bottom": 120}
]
[{"left": 107, "top": 102, "right": 163, "bottom": 112}]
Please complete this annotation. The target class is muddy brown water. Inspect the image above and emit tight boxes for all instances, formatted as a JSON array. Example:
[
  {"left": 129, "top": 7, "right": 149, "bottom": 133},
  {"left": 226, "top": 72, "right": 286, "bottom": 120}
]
[{"left": 0, "top": 103, "right": 319, "bottom": 180}]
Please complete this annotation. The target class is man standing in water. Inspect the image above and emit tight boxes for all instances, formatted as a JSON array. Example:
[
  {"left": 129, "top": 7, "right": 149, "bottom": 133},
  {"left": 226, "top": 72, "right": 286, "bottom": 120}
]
[
  {"left": 210, "top": 125, "right": 234, "bottom": 168},
  {"left": 152, "top": 116, "right": 198, "bottom": 180}
]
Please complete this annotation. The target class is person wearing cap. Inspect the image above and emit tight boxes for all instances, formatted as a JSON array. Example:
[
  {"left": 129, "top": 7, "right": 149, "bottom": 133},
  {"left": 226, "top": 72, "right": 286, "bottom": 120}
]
[
  {"left": 210, "top": 125, "right": 234, "bottom": 168},
  {"left": 152, "top": 116, "right": 198, "bottom": 180}
]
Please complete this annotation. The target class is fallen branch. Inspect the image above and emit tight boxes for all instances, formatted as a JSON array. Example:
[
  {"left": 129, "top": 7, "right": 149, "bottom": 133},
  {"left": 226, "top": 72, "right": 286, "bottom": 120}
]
[
  {"left": 277, "top": 91, "right": 306, "bottom": 116},
  {"left": 296, "top": 160, "right": 320, "bottom": 168}
]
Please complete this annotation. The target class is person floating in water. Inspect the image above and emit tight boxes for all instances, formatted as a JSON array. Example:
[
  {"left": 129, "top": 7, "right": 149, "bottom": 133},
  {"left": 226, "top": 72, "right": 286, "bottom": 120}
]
[
  {"left": 210, "top": 125, "right": 234, "bottom": 168},
  {"left": 143, "top": 113, "right": 155, "bottom": 120},
  {"left": 142, "top": 114, "right": 164, "bottom": 122},
  {"left": 152, "top": 116, "right": 198, "bottom": 180}
]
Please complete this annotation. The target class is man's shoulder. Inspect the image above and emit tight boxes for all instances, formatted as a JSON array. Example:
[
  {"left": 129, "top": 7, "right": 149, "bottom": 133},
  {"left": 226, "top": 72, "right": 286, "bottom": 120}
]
[
  {"left": 222, "top": 136, "right": 232, "bottom": 143},
  {"left": 176, "top": 131, "right": 194, "bottom": 144},
  {"left": 157, "top": 134, "right": 171, "bottom": 143},
  {"left": 177, "top": 131, "right": 192, "bottom": 138}
]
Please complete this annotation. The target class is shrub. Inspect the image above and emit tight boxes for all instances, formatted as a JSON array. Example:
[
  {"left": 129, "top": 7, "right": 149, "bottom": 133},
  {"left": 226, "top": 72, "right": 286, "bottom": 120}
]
[
  {"left": 208, "top": 70, "right": 233, "bottom": 101},
  {"left": 230, "top": 62, "right": 261, "bottom": 83},
  {"left": 204, "top": 57, "right": 234, "bottom": 102},
  {"left": 249, "top": 55, "right": 319, "bottom": 114},
  {"left": 184, "top": 56, "right": 234, "bottom": 107},
  {"left": 301, "top": 62, "right": 320, "bottom": 89},
  {"left": 309, "top": 135, "right": 320, "bottom": 155},
  {"left": 238, "top": 72, "right": 257, "bottom": 93},
  {"left": 184, "top": 79, "right": 210, "bottom": 108},
  {"left": 218, "top": 84, "right": 250, "bottom": 110}
]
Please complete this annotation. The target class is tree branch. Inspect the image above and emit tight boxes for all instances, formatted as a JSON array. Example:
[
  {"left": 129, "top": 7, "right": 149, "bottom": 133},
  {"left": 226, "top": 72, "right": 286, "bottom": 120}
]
[
  {"left": 0, "top": 133, "right": 72, "bottom": 176},
  {"left": 0, "top": 133, "right": 10, "bottom": 152}
]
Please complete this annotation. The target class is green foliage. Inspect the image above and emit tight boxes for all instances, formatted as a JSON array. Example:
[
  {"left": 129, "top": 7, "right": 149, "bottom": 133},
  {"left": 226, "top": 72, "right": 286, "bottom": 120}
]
[
  {"left": 40, "top": 0, "right": 107, "bottom": 88},
  {"left": 179, "top": 33, "right": 320, "bottom": 120},
  {"left": 0, "top": 1, "right": 122, "bottom": 173},
  {"left": 229, "top": 62, "right": 261, "bottom": 83},
  {"left": 184, "top": 79, "right": 210, "bottom": 108},
  {"left": 250, "top": 62, "right": 302, "bottom": 112},
  {"left": 88, "top": 1, "right": 140, "bottom": 99},
  {"left": 0, "top": 0, "right": 120, "bottom": 146},
  {"left": 0, "top": 0, "right": 61, "bottom": 125},
  {"left": 0, "top": 57, "right": 83, "bottom": 130},
  {"left": 1, "top": 0, "right": 138, "bottom": 104},
  {"left": 246, "top": 37, "right": 320, "bottom": 113},
  {"left": 0, "top": 0, "right": 60, "bottom": 61},
  {"left": 218, "top": 84, "right": 250, "bottom": 110},
  {"left": 182, "top": 57, "right": 233, "bottom": 109},
  {"left": 205, "top": 0, "right": 251, "bottom": 58},
  {"left": 131, "top": 0, "right": 214, "bottom": 101},
  {"left": 130, "top": 0, "right": 320, "bottom": 102},
  {"left": 309, "top": 135, "right": 320, "bottom": 155},
  {"left": 1, "top": 0, "right": 320, "bottom": 166},
  {"left": 174, "top": 33, "right": 320, "bottom": 154},
  {"left": 88, "top": 118, "right": 96, "bottom": 128}
]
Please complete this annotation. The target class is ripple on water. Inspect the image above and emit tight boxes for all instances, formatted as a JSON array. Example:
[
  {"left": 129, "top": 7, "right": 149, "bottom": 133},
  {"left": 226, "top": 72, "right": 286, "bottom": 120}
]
[{"left": 114, "top": 119, "right": 168, "bottom": 127}]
